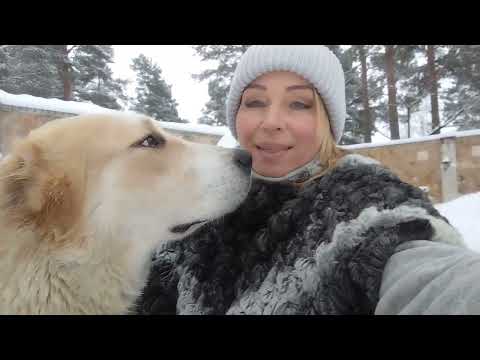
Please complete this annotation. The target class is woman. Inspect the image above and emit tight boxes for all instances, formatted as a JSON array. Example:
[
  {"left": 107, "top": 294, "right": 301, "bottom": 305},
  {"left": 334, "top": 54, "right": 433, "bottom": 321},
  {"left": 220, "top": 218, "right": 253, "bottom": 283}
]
[{"left": 136, "top": 45, "right": 480, "bottom": 315}]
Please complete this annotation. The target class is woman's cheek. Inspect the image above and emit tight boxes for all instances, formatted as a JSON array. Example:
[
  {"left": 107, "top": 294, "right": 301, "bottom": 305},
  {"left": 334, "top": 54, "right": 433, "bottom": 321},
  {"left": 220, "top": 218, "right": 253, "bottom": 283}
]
[{"left": 236, "top": 114, "right": 257, "bottom": 145}]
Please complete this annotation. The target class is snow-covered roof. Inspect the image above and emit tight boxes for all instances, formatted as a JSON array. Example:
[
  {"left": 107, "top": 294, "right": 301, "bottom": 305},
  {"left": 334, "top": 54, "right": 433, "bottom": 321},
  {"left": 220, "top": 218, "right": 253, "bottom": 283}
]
[
  {"left": 217, "top": 129, "right": 239, "bottom": 148},
  {"left": 161, "top": 122, "right": 227, "bottom": 136},
  {"left": 342, "top": 129, "right": 480, "bottom": 151},
  {"left": 0, "top": 89, "right": 120, "bottom": 115},
  {"left": 0, "top": 89, "right": 226, "bottom": 137}
]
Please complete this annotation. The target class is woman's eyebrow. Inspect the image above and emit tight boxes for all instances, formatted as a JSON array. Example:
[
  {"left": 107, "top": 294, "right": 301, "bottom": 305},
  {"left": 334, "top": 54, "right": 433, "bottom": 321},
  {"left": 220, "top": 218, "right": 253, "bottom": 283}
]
[
  {"left": 245, "top": 84, "right": 313, "bottom": 91},
  {"left": 245, "top": 83, "right": 267, "bottom": 90},
  {"left": 286, "top": 85, "right": 314, "bottom": 91}
]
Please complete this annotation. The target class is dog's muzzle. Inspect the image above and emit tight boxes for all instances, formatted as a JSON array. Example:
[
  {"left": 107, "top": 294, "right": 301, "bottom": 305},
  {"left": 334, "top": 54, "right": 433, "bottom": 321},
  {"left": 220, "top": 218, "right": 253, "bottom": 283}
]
[{"left": 233, "top": 149, "right": 252, "bottom": 175}]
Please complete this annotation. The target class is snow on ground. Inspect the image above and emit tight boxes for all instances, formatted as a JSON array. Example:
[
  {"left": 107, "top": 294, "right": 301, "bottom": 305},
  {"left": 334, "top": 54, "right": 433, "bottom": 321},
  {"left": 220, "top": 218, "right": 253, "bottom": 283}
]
[{"left": 435, "top": 192, "right": 480, "bottom": 252}]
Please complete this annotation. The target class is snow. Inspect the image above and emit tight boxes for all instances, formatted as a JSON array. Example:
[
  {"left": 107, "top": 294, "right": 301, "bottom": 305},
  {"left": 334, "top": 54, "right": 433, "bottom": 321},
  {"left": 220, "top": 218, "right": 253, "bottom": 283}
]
[
  {"left": 161, "top": 122, "right": 227, "bottom": 136},
  {"left": 0, "top": 89, "right": 226, "bottom": 137},
  {"left": 435, "top": 192, "right": 480, "bottom": 253},
  {"left": 217, "top": 129, "right": 239, "bottom": 148},
  {"left": 0, "top": 89, "right": 120, "bottom": 115},
  {"left": 343, "top": 128, "right": 480, "bottom": 151}
]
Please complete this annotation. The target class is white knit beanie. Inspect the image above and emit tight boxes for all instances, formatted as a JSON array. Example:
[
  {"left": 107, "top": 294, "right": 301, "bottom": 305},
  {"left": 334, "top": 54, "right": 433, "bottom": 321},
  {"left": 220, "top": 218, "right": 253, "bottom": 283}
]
[{"left": 226, "top": 45, "right": 346, "bottom": 143}]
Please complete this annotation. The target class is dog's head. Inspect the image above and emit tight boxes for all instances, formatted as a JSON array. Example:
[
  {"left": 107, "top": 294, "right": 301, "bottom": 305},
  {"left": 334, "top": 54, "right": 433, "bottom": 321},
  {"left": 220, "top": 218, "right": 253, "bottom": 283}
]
[{"left": 0, "top": 114, "right": 251, "bottom": 255}]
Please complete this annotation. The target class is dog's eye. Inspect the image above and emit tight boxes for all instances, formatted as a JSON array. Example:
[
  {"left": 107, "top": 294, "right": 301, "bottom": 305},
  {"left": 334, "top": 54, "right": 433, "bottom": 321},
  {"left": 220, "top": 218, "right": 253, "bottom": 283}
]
[
  {"left": 141, "top": 135, "right": 159, "bottom": 148},
  {"left": 133, "top": 134, "right": 164, "bottom": 149}
]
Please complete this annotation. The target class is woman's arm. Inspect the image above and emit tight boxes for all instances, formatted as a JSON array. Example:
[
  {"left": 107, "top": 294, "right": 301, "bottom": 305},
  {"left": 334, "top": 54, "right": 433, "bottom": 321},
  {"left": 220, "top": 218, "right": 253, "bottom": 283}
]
[{"left": 376, "top": 240, "right": 480, "bottom": 315}]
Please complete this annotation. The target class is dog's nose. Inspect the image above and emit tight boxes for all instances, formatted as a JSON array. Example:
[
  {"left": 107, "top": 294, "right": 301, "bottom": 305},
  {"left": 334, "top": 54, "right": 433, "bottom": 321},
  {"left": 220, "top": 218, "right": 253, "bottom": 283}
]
[{"left": 233, "top": 149, "right": 252, "bottom": 173}]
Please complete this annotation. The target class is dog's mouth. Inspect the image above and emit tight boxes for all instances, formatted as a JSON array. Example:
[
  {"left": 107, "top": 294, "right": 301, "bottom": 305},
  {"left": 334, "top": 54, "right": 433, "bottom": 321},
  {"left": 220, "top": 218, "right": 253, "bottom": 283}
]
[{"left": 170, "top": 220, "right": 208, "bottom": 234}]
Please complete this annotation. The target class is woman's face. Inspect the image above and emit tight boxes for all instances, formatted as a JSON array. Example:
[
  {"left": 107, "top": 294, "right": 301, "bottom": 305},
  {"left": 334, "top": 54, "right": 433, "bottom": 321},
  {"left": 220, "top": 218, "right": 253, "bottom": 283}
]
[{"left": 236, "top": 71, "right": 326, "bottom": 178}]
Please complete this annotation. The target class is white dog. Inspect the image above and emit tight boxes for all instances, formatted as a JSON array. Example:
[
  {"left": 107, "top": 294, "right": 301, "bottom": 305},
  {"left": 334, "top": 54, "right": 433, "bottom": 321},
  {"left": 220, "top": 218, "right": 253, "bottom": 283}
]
[{"left": 0, "top": 114, "right": 251, "bottom": 314}]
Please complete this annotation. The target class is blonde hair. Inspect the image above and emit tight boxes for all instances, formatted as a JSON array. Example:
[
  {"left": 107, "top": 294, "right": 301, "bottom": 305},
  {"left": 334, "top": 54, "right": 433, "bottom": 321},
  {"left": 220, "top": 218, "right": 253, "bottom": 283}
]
[{"left": 296, "top": 90, "right": 348, "bottom": 186}]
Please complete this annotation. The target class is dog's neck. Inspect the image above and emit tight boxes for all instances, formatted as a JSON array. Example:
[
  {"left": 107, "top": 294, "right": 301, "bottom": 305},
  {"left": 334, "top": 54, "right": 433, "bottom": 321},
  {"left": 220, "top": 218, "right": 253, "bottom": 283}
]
[{"left": 0, "top": 226, "right": 153, "bottom": 315}]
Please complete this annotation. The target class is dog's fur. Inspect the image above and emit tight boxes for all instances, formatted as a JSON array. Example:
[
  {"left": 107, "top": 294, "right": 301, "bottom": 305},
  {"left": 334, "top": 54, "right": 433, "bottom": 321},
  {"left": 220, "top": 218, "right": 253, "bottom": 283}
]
[{"left": 0, "top": 114, "right": 251, "bottom": 314}]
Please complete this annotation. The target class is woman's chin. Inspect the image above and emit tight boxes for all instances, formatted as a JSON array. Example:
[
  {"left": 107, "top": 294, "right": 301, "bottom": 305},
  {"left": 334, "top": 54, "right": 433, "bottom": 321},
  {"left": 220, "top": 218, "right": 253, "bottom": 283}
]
[{"left": 253, "top": 164, "right": 291, "bottom": 178}]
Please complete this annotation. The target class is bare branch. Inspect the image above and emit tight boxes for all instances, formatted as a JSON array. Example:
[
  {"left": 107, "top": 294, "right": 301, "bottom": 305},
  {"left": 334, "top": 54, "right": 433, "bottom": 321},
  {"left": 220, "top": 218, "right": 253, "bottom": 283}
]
[
  {"left": 372, "top": 126, "right": 391, "bottom": 140},
  {"left": 428, "top": 108, "right": 465, "bottom": 135},
  {"left": 67, "top": 45, "right": 79, "bottom": 54},
  {"left": 428, "top": 99, "right": 479, "bottom": 135}
]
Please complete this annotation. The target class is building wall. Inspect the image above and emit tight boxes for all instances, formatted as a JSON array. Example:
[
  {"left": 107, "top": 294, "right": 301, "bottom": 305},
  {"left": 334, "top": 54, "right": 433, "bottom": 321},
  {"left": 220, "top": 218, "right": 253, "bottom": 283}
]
[
  {"left": 162, "top": 129, "right": 222, "bottom": 145},
  {"left": 348, "top": 134, "right": 480, "bottom": 203},
  {"left": 0, "top": 110, "right": 58, "bottom": 153},
  {"left": 353, "top": 140, "right": 443, "bottom": 202},
  {"left": 456, "top": 135, "right": 480, "bottom": 197},
  {"left": 0, "top": 110, "right": 222, "bottom": 153}
]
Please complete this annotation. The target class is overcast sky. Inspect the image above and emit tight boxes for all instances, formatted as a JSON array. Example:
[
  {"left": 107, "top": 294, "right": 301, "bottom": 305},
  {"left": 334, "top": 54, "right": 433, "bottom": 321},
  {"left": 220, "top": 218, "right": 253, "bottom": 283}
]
[{"left": 110, "top": 45, "right": 216, "bottom": 124}]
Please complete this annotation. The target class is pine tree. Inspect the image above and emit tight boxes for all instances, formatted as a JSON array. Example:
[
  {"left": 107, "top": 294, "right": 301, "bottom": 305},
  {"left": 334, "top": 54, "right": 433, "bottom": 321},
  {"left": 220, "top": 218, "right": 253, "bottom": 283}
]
[
  {"left": 426, "top": 45, "right": 441, "bottom": 133},
  {"left": 49, "top": 45, "right": 77, "bottom": 101},
  {"left": 356, "top": 45, "right": 373, "bottom": 143},
  {"left": 367, "top": 45, "right": 424, "bottom": 140},
  {"left": 0, "top": 45, "right": 63, "bottom": 98},
  {"left": 0, "top": 46, "right": 8, "bottom": 81},
  {"left": 392, "top": 45, "right": 425, "bottom": 137},
  {"left": 130, "top": 54, "right": 184, "bottom": 122},
  {"left": 72, "top": 45, "right": 129, "bottom": 110},
  {"left": 197, "top": 77, "right": 231, "bottom": 125},
  {"left": 192, "top": 45, "right": 249, "bottom": 126},
  {"left": 396, "top": 45, "right": 449, "bottom": 136},
  {"left": 328, "top": 45, "right": 386, "bottom": 144},
  {"left": 384, "top": 45, "right": 401, "bottom": 140},
  {"left": 0, "top": 45, "right": 129, "bottom": 109},
  {"left": 326, "top": 45, "right": 365, "bottom": 144},
  {"left": 441, "top": 45, "right": 480, "bottom": 131}
]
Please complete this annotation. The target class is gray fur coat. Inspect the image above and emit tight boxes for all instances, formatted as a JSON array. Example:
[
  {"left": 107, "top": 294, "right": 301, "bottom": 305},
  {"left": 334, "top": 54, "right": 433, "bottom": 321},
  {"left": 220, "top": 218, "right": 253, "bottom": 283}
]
[{"left": 135, "top": 154, "right": 464, "bottom": 315}]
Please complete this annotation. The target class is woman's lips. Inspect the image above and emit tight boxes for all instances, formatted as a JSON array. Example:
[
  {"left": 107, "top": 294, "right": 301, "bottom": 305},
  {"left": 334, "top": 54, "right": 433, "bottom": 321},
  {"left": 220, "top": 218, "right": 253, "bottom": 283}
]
[
  {"left": 256, "top": 144, "right": 293, "bottom": 152},
  {"left": 255, "top": 144, "right": 293, "bottom": 160}
]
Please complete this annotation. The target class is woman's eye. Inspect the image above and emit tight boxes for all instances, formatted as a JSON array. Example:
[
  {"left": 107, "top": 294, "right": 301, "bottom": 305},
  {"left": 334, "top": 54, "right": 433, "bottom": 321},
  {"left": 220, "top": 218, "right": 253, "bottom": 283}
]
[
  {"left": 135, "top": 134, "right": 163, "bottom": 148},
  {"left": 245, "top": 100, "right": 266, "bottom": 108},
  {"left": 290, "top": 101, "right": 311, "bottom": 110}
]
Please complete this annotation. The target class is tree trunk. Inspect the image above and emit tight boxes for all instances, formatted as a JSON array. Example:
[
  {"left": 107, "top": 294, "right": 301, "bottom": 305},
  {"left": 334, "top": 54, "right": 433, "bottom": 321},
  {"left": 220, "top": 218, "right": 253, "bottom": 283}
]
[
  {"left": 57, "top": 45, "right": 73, "bottom": 101},
  {"left": 427, "top": 45, "right": 441, "bottom": 134},
  {"left": 358, "top": 45, "right": 372, "bottom": 143},
  {"left": 385, "top": 45, "right": 400, "bottom": 140},
  {"left": 407, "top": 106, "right": 411, "bottom": 138}
]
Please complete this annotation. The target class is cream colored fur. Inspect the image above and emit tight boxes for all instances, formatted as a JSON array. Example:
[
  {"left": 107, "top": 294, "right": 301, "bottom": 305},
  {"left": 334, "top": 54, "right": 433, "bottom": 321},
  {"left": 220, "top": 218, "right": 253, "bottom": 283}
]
[{"left": 0, "top": 114, "right": 250, "bottom": 314}]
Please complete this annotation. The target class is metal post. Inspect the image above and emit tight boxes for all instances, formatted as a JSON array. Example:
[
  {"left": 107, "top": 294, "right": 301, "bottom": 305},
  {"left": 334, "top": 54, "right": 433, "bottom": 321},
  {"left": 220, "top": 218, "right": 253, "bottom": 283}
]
[{"left": 440, "top": 137, "right": 459, "bottom": 202}]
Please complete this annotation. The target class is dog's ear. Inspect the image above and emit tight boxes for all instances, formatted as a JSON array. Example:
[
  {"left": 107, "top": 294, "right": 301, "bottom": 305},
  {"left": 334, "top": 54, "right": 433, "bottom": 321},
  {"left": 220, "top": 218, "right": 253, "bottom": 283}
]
[{"left": 1, "top": 141, "right": 75, "bottom": 235}]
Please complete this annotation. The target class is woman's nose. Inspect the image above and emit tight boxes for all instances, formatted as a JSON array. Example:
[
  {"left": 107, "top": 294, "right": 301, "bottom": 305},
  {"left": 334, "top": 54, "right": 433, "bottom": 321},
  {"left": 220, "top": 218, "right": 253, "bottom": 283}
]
[{"left": 260, "top": 106, "right": 285, "bottom": 132}]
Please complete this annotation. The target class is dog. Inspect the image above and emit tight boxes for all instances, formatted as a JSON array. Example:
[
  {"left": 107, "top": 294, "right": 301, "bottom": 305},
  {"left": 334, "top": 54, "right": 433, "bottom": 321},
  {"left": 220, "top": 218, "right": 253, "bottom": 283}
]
[{"left": 0, "top": 113, "right": 251, "bottom": 314}]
